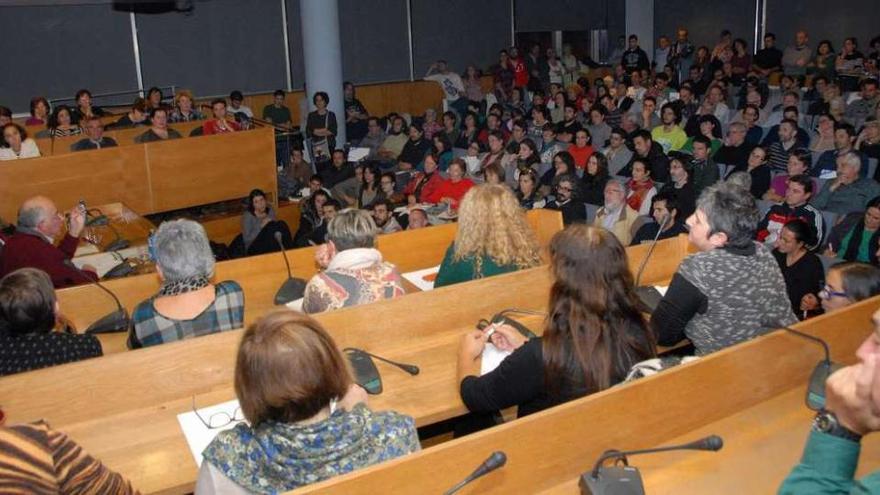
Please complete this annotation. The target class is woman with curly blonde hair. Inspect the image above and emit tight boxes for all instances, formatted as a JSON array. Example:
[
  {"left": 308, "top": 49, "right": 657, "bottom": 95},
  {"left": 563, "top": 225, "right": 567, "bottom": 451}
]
[{"left": 434, "top": 184, "right": 541, "bottom": 288}]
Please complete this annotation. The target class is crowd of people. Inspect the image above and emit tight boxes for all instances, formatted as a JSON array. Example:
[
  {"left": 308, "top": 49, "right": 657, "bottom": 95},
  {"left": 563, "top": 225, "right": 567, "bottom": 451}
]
[{"left": 3, "top": 25, "right": 880, "bottom": 494}]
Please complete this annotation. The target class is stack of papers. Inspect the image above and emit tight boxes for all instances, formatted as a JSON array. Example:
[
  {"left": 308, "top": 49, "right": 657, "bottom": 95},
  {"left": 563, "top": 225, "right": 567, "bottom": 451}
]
[
  {"left": 481, "top": 343, "right": 511, "bottom": 375},
  {"left": 177, "top": 399, "right": 244, "bottom": 466},
  {"left": 402, "top": 265, "right": 440, "bottom": 291}
]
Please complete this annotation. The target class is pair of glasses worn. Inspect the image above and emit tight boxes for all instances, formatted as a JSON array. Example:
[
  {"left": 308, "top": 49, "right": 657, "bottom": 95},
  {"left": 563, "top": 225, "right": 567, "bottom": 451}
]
[
  {"left": 818, "top": 285, "right": 848, "bottom": 300},
  {"left": 192, "top": 396, "right": 244, "bottom": 429}
]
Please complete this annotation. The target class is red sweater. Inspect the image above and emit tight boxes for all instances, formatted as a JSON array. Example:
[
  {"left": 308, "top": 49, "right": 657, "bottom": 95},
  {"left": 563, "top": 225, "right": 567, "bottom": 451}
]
[
  {"left": 0, "top": 232, "right": 97, "bottom": 288},
  {"left": 568, "top": 144, "right": 595, "bottom": 170},
  {"left": 403, "top": 172, "right": 444, "bottom": 204},
  {"left": 425, "top": 178, "right": 475, "bottom": 208},
  {"left": 202, "top": 119, "right": 241, "bottom": 135}
]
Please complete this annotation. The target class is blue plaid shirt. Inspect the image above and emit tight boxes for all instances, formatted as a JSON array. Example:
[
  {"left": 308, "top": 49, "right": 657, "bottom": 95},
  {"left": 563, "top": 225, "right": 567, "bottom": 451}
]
[{"left": 129, "top": 281, "right": 244, "bottom": 349}]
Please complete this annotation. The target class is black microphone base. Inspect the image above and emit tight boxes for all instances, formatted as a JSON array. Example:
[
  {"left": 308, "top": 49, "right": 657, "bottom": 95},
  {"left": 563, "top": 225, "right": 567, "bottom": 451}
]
[
  {"left": 634, "top": 286, "right": 663, "bottom": 314},
  {"left": 85, "top": 310, "right": 131, "bottom": 334},
  {"left": 580, "top": 467, "right": 645, "bottom": 495},
  {"left": 86, "top": 215, "right": 109, "bottom": 227},
  {"left": 106, "top": 238, "right": 130, "bottom": 252},
  {"left": 274, "top": 277, "right": 307, "bottom": 305}
]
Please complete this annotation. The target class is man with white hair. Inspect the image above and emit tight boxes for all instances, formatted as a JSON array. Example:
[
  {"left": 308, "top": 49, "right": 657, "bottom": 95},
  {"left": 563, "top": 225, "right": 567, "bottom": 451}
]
[
  {"left": 0, "top": 196, "right": 97, "bottom": 288},
  {"left": 303, "top": 209, "right": 404, "bottom": 314},
  {"left": 812, "top": 152, "right": 880, "bottom": 216},
  {"left": 593, "top": 178, "right": 638, "bottom": 245}
]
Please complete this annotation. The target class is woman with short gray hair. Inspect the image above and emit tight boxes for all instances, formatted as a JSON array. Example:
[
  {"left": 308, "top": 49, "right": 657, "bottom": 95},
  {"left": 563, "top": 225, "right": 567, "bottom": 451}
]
[
  {"left": 302, "top": 209, "right": 404, "bottom": 313},
  {"left": 130, "top": 219, "right": 244, "bottom": 348}
]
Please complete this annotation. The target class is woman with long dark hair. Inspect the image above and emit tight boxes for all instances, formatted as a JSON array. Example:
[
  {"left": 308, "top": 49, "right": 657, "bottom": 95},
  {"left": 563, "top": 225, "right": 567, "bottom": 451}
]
[
  {"left": 236, "top": 189, "right": 293, "bottom": 256},
  {"left": 456, "top": 225, "right": 656, "bottom": 429},
  {"left": 357, "top": 162, "right": 382, "bottom": 208},
  {"left": 772, "top": 219, "right": 824, "bottom": 319}
]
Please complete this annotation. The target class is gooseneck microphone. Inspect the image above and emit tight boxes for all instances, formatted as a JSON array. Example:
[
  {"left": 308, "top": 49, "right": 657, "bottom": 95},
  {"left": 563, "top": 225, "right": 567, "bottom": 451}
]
[
  {"left": 581, "top": 435, "right": 722, "bottom": 495},
  {"left": 273, "top": 231, "right": 307, "bottom": 305},
  {"left": 344, "top": 348, "right": 420, "bottom": 375},
  {"left": 444, "top": 451, "right": 507, "bottom": 495},
  {"left": 67, "top": 262, "right": 131, "bottom": 334},
  {"left": 774, "top": 323, "right": 840, "bottom": 410},
  {"left": 633, "top": 214, "right": 671, "bottom": 313}
]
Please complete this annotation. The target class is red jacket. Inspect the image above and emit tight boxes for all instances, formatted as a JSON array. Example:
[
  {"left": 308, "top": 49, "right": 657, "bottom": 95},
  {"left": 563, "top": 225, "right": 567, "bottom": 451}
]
[
  {"left": 425, "top": 178, "right": 475, "bottom": 208},
  {"left": 403, "top": 171, "right": 444, "bottom": 204},
  {"left": 202, "top": 119, "right": 241, "bottom": 135},
  {"left": 0, "top": 232, "right": 97, "bottom": 288}
]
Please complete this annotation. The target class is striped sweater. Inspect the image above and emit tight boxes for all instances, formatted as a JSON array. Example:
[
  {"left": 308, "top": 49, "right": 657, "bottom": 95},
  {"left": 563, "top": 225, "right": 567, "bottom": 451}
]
[{"left": 0, "top": 421, "right": 137, "bottom": 494}]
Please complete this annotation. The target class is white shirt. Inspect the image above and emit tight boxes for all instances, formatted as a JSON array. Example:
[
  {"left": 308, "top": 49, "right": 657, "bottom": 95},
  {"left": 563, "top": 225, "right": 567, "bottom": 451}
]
[
  {"left": 425, "top": 72, "right": 465, "bottom": 101},
  {"left": 0, "top": 139, "right": 41, "bottom": 160}
]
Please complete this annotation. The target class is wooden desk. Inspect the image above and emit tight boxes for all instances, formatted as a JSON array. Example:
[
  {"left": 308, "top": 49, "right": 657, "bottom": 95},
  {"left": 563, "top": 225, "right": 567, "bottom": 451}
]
[
  {"left": 56, "top": 209, "right": 566, "bottom": 339},
  {"left": 0, "top": 231, "right": 684, "bottom": 494},
  {"left": 32, "top": 121, "right": 206, "bottom": 157},
  {"left": 290, "top": 297, "right": 880, "bottom": 495},
  {"left": 0, "top": 127, "right": 277, "bottom": 222}
]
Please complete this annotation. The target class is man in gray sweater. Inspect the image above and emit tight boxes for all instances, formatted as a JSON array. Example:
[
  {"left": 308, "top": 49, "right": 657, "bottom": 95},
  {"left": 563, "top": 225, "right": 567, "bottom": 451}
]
[
  {"left": 812, "top": 151, "right": 880, "bottom": 216},
  {"left": 651, "top": 181, "right": 797, "bottom": 355}
]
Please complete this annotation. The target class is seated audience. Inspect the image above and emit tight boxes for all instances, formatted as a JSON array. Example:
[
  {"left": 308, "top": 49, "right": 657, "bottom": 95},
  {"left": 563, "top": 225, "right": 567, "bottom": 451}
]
[
  {"left": 357, "top": 163, "right": 382, "bottom": 208},
  {"left": 626, "top": 158, "right": 657, "bottom": 216},
  {"left": 407, "top": 207, "right": 430, "bottom": 229},
  {"left": 169, "top": 89, "right": 205, "bottom": 122},
  {"left": 262, "top": 89, "right": 292, "bottom": 128},
  {"left": 812, "top": 122, "right": 869, "bottom": 179},
  {"left": 46, "top": 105, "right": 81, "bottom": 138},
  {"left": 0, "top": 196, "right": 97, "bottom": 288},
  {"left": 379, "top": 172, "right": 406, "bottom": 207},
  {"left": 110, "top": 99, "right": 149, "bottom": 129},
  {"left": 0, "top": 268, "right": 102, "bottom": 377},
  {"left": 303, "top": 209, "right": 404, "bottom": 313},
  {"left": 631, "top": 191, "right": 688, "bottom": 244},
  {"left": 203, "top": 99, "right": 241, "bottom": 135},
  {"left": 757, "top": 174, "right": 825, "bottom": 248},
  {"left": 0, "top": 421, "right": 135, "bottom": 492},
  {"left": 456, "top": 225, "right": 656, "bottom": 428},
  {"left": 546, "top": 174, "right": 587, "bottom": 226},
  {"left": 602, "top": 127, "right": 634, "bottom": 176},
  {"left": 227, "top": 90, "right": 253, "bottom": 121},
  {"left": 826, "top": 197, "right": 880, "bottom": 263},
  {"left": 146, "top": 87, "right": 166, "bottom": 112},
  {"left": 651, "top": 181, "right": 797, "bottom": 355},
  {"left": 135, "top": 108, "right": 182, "bottom": 143},
  {"left": 779, "top": 303, "right": 880, "bottom": 493},
  {"left": 516, "top": 168, "right": 543, "bottom": 209},
  {"left": 624, "top": 129, "right": 670, "bottom": 182},
  {"left": 70, "top": 89, "right": 106, "bottom": 124},
  {"left": 427, "top": 159, "right": 475, "bottom": 209},
  {"left": 306, "top": 198, "right": 339, "bottom": 245},
  {"left": 278, "top": 147, "right": 313, "bottom": 198},
  {"left": 812, "top": 152, "right": 880, "bottom": 216},
  {"left": 197, "top": 309, "right": 418, "bottom": 493},
  {"left": 682, "top": 115, "right": 723, "bottom": 156},
  {"left": 539, "top": 151, "right": 575, "bottom": 198},
  {"left": 726, "top": 145, "right": 771, "bottom": 199},
  {"left": 320, "top": 149, "right": 356, "bottom": 190},
  {"left": 130, "top": 220, "right": 244, "bottom": 348},
  {"left": 377, "top": 116, "right": 408, "bottom": 162},
  {"left": 714, "top": 122, "right": 756, "bottom": 170},
  {"left": 581, "top": 152, "right": 612, "bottom": 206},
  {"left": 71, "top": 116, "right": 118, "bottom": 151},
  {"left": 689, "top": 136, "right": 720, "bottom": 197},
  {"left": 292, "top": 189, "right": 329, "bottom": 247},
  {"left": 237, "top": 189, "right": 292, "bottom": 256},
  {"left": 659, "top": 153, "right": 697, "bottom": 219},
  {"left": 435, "top": 185, "right": 541, "bottom": 288},
  {"left": 370, "top": 200, "right": 402, "bottom": 234},
  {"left": 765, "top": 149, "right": 815, "bottom": 202},
  {"left": 360, "top": 117, "right": 386, "bottom": 160},
  {"left": 766, "top": 119, "right": 801, "bottom": 172},
  {"left": 0, "top": 123, "right": 40, "bottom": 160},
  {"left": 594, "top": 178, "right": 638, "bottom": 245},
  {"left": 567, "top": 129, "right": 594, "bottom": 170},
  {"left": 801, "top": 262, "right": 880, "bottom": 317},
  {"left": 402, "top": 153, "right": 443, "bottom": 204},
  {"left": 397, "top": 123, "right": 431, "bottom": 171},
  {"left": 26, "top": 96, "right": 50, "bottom": 126},
  {"left": 771, "top": 219, "right": 824, "bottom": 319},
  {"left": 651, "top": 102, "right": 688, "bottom": 153}
]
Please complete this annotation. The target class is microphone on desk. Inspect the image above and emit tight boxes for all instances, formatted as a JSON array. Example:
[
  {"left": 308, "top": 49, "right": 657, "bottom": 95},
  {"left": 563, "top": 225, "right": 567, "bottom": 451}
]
[
  {"left": 580, "top": 435, "right": 723, "bottom": 495},
  {"left": 633, "top": 213, "right": 670, "bottom": 314},
  {"left": 345, "top": 348, "right": 420, "bottom": 375},
  {"left": 67, "top": 262, "right": 131, "bottom": 334},
  {"left": 273, "top": 231, "right": 307, "bottom": 305},
  {"left": 444, "top": 451, "right": 507, "bottom": 495},
  {"left": 770, "top": 321, "right": 840, "bottom": 411}
]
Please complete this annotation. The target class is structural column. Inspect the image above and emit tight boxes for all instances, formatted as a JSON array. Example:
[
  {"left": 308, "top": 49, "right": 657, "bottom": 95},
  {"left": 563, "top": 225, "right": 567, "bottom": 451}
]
[
  {"left": 299, "top": 0, "right": 346, "bottom": 146},
  {"left": 625, "top": 0, "right": 654, "bottom": 61}
]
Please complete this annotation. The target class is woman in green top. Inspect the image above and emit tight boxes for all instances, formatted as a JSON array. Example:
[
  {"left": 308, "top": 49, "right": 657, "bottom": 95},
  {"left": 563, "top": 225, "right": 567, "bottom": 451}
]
[
  {"left": 828, "top": 197, "right": 880, "bottom": 263},
  {"left": 434, "top": 184, "right": 542, "bottom": 288}
]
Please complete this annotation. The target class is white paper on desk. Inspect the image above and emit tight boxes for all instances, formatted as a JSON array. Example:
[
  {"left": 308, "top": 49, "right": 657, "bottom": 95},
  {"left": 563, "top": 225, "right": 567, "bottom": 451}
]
[
  {"left": 402, "top": 265, "right": 440, "bottom": 291},
  {"left": 177, "top": 399, "right": 244, "bottom": 467},
  {"left": 72, "top": 246, "right": 145, "bottom": 278},
  {"left": 347, "top": 147, "right": 370, "bottom": 162},
  {"left": 654, "top": 285, "right": 669, "bottom": 297},
  {"left": 481, "top": 343, "right": 512, "bottom": 375}
]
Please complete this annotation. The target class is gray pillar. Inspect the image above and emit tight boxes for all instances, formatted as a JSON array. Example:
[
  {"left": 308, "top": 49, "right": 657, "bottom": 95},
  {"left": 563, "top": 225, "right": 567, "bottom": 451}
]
[{"left": 300, "top": 0, "right": 346, "bottom": 147}]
